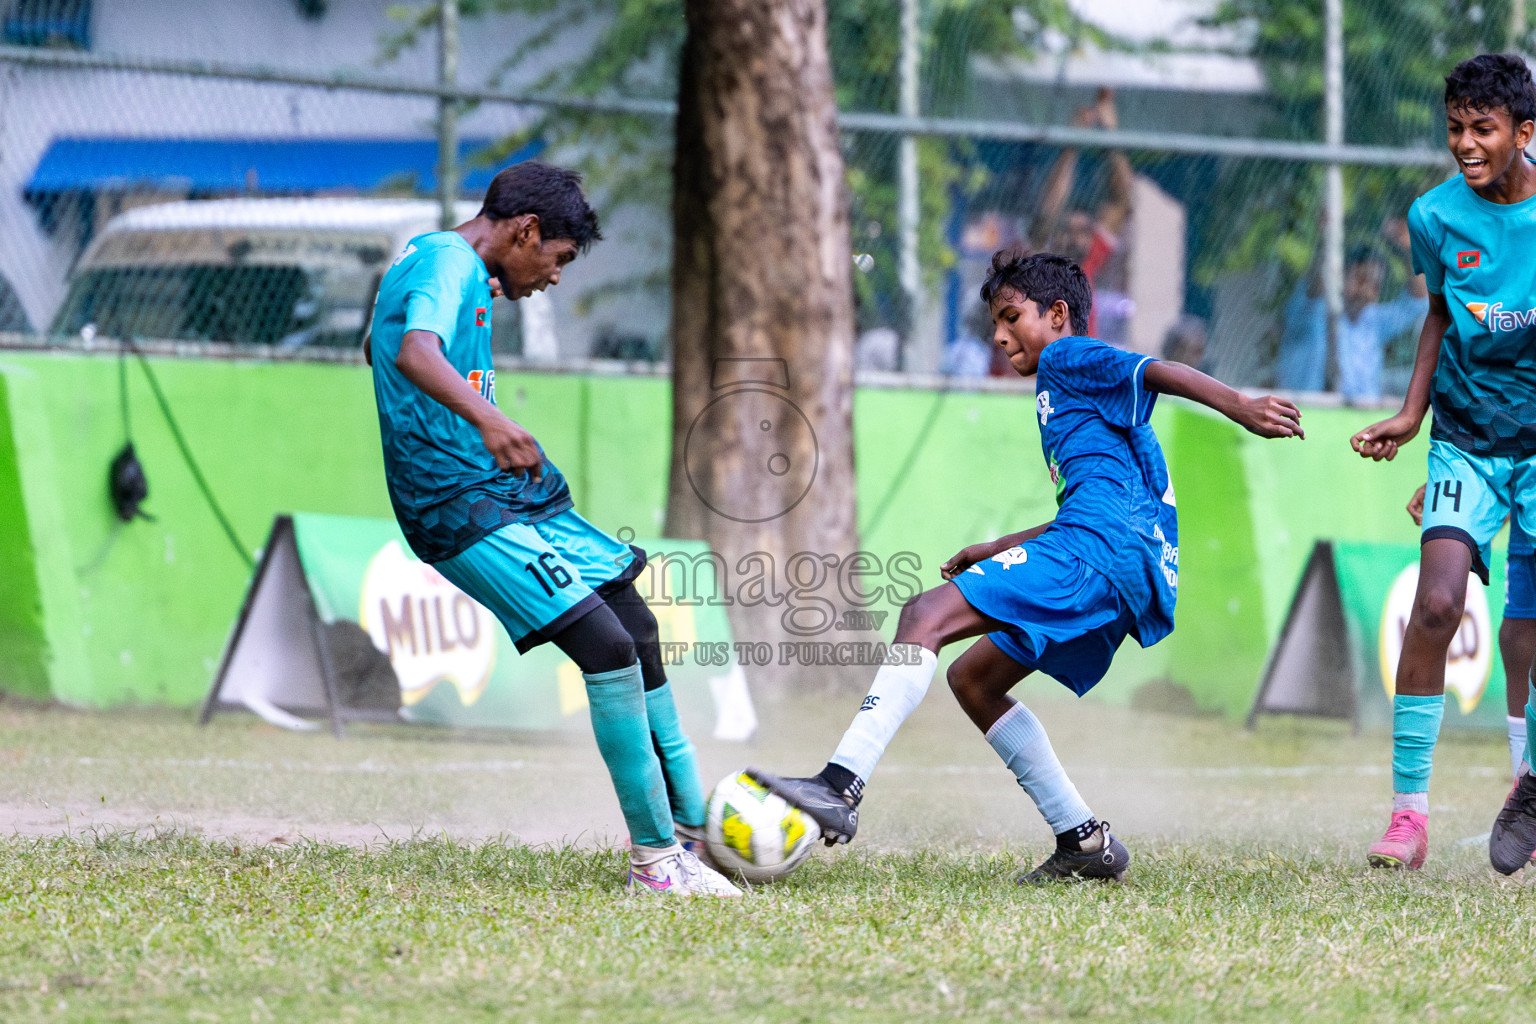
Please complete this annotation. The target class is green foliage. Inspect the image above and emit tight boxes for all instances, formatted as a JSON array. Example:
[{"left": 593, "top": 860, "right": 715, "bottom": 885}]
[
  {"left": 1196, "top": 0, "right": 1524, "bottom": 288},
  {"left": 381, "top": 1, "right": 1086, "bottom": 323}
]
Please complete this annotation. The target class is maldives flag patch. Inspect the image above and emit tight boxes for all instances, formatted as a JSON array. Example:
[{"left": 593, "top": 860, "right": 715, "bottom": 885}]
[
  {"left": 475, "top": 307, "right": 487, "bottom": 326},
  {"left": 1457, "top": 250, "right": 1481, "bottom": 268}
]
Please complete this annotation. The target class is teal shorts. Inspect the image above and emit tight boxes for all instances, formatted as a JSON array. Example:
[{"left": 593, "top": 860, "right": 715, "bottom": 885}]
[
  {"left": 1424, "top": 439, "right": 1536, "bottom": 585},
  {"left": 432, "top": 510, "right": 643, "bottom": 652}
]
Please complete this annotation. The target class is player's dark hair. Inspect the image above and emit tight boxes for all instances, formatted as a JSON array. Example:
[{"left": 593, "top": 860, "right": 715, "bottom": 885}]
[
  {"left": 479, "top": 161, "right": 602, "bottom": 252},
  {"left": 1445, "top": 53, "right": 1536, "bottom": 127},
  {"left": 979, "top": 249, "right": 1092, "bottom": 335}
]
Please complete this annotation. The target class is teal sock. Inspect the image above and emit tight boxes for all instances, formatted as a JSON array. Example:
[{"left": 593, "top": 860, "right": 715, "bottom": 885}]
[
  {"left": 584, "top": 663, "right": 674, "bottom": 849},
  {"left": 1391, "top": 693, "right": 1445, "bottom": 794},
  {"left": 1523, "top": 676, "right": 1536, "bottom": 773},
  {"left": 644, "top": 682, "right": 707, "bottom": 828}
]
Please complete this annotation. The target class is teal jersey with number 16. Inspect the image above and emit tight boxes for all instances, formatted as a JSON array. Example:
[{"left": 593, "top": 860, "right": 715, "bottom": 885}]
[{"left": 369, "top": 231, "right": 571, "bottom": 563}]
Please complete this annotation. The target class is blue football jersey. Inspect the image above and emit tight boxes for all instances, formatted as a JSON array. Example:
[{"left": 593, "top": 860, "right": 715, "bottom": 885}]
[
  {"left": 370, "top": 231, "right": 571, "bottom": 563},
  {"left": 1033, "top": 336, "right": 1178, "bottom": 645}
]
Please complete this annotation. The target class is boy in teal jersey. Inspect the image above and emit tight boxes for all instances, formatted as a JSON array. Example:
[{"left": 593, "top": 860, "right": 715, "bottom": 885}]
[
  {"left": 367, "top": 162, "right": 738, "bottom": 897},
  {"left": 1352, "top": 54, "right": 1536, "bottom": 874}
]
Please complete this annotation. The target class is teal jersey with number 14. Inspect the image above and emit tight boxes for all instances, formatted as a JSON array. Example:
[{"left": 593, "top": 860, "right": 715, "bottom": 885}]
[{"left": 1409, "top": 172, "right": 1536, "bottom": 457}]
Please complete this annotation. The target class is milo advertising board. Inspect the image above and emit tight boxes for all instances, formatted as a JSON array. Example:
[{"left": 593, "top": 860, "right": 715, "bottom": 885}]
[
  {"left": 205, "top": 513, "right": 751, "bottom": 738},
  {"left": 1250, "top": 540, "right": 1509, "bottom": 731}
]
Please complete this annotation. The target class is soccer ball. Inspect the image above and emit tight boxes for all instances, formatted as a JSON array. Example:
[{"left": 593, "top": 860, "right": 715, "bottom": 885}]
[{"left": 705, "top": 771, "right": 821, "bottom": 884}]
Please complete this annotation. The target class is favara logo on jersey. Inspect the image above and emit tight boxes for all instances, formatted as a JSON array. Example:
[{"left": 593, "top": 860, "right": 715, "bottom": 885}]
[
  {"left": 467, "top": 369, "right": 496, "bottom": 402},
  {"left": 1464, "top": 301, "right": 1536, "bottom": 332}
]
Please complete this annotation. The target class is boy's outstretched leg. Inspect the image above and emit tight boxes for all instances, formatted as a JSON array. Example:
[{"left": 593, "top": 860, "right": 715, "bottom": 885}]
[
  {"left": 1369, "top": 538, "right": 1470, "bottom": 870},
  {"left": 746, "top": 644, "right": 939, "bottom": 844},
  {"left": 948, "top": 637, "right": 1128, "bottom": 884},
  {"left": 748, "top": 583, "right": 1000, "bottom": 845}
]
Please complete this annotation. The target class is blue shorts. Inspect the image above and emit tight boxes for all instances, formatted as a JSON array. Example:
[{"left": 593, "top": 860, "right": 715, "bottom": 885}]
[
  {"left": 1507, "top": 544, "right": 1536, "bottom": 620},
  {"left": 432, "top": 510, "right": 643, "bottom": 652},
  {"left": 1424, "top": 440, "right": 1536, "bottom": 585},
  {"left": 950, "top": 537, "right": 1136, "bottom": 697}
]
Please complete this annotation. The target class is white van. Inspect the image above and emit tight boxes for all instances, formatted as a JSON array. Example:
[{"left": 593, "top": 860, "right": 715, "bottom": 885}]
[{"left": 49, "top": 198, "right": 541, "bottom": 351}]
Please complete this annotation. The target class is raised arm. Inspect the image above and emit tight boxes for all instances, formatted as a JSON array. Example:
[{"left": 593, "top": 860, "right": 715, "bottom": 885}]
[
  {"left": 1144, "top": 359, "right": 1304, "bottom": 439},
  {"left": 1029, "top": 146, "right": 1078, "bottom": 250},
  {"left": 1094, "top": 90, "right": 1134, "bottom": 237},
  {"left": 396, "top": 329, "right": 544, "bottom": 477},
  {"left": 1028, "top": 94, "right": 1111, "bottom": 248},
  {"left": 1098, "top": 150, "right": 1134, "bottom": 237},
  {"left": 1349, "top": 292, "right": 1451, "bottom": 461}
]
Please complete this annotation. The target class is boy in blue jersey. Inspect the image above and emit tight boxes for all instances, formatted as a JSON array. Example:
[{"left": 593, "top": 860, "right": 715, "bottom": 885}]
[
  {"left": 1351, "top": 54, "right": 1536, "bottom": 875},
  {"left": 752, "top": 252, "right": 1302, "bottom": 883},
  {"left": 367, "top": 161, "right": 738, "bottom": 897}
]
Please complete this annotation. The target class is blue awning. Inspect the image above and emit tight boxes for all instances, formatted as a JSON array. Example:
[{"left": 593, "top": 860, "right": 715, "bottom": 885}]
[{"left": 25, "top": 136, "right": 543, "bottom": 198}]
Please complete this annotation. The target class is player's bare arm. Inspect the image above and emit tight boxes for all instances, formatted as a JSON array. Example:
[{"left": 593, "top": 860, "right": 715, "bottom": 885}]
[
  {"left": 940, "top": 523, "right": 1052, "bottom": 580},
  {"left": 395, "top": 328, "right": 544, "bottom": 478},
  {"left": 1350, "top": 292, "right": 1451, "bottom": 462},
  {"left": 1143, "top": 360, "right": 1304, "bottom": 439}
]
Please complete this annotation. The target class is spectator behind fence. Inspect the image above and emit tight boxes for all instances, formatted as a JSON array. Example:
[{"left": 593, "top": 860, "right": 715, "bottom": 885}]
[
  {"left": 942, "top": 303, "right": 999, "bottom": 378},
  {"left": 1161, "top": 314, "right": 1210, "bottom": 372},
  {"left": 856, "top": 325, "right": 901, "bottom": 372},
  {"left": 1028, "top": 88, "right": 1134, "bottom": 345},
  {"left": 1277, "top": 245, "right": 1428, "bottom": 403}
]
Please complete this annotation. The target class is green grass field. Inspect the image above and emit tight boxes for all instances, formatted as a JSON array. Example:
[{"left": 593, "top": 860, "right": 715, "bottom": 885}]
[{"left": 2, "top": 695, "right": 1534, "bottom": 1022}]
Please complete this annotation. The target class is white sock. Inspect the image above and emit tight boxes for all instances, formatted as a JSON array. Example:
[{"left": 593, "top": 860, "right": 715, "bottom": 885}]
[
  {"left": 985, "top": 702, "right": 1094, "bottom": 835},
  {"left": 1509, "top": 715, "right": 1528, "bottom": 780},
  {"left": 828, "top": 645, "right": 938, "bottom": 783},
  {"left": 629, "top": 842, "right": 682, "bottom": 866},
  {"left": 1392, "top": 792, "right": 1429, "bottom": 815}
]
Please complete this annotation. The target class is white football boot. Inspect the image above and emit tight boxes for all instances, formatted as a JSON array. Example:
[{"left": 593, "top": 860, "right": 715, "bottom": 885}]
[
  {"left": 627, "top": 843, "right": 742, "bottom": 897},
  {"left": 673, "top": 822, "right": 725, "bottom": 874}
]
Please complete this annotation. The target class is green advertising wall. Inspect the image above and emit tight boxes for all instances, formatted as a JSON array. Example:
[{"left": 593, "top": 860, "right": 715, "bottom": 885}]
[{"left": 0, "top": 350, "right": 1441, "bottom": 719}]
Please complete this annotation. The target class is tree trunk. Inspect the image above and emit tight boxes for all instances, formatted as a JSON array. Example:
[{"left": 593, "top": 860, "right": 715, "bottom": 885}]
[{"left": 666, "top": 0, "right": 866, "bottom": 693}]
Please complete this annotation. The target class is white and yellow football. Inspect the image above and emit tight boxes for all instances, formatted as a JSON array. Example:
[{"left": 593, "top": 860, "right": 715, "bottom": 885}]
[{"left": 705, "top": 771, "right": 821, "bottom": 884}]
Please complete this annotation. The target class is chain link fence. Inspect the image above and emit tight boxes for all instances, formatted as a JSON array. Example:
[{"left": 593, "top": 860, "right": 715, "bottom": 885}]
[{"left": 1, "top": 0, "right": 1516, "bottom": 398}]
